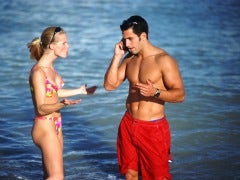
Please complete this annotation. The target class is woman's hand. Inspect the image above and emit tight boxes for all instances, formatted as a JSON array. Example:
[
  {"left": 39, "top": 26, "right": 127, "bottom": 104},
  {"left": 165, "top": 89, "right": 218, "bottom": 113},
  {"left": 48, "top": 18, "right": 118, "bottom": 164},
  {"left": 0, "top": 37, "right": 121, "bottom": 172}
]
[
  {"left": 78, "top": 84, "right": 87, "bottom": 95},
  {"left": 61, "top": 98, "right": 81, "bottom": 107}
]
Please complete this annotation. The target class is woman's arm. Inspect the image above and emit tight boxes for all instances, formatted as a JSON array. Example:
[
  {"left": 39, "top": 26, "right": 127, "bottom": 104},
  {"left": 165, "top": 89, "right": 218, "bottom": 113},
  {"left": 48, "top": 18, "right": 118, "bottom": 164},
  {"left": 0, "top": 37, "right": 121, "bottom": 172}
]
[
  {"left": 31, "top": 70, "right": 80, "bottom": 116},
  {"left": 58, "top": 84, "right": 87, "bottom": 98}
]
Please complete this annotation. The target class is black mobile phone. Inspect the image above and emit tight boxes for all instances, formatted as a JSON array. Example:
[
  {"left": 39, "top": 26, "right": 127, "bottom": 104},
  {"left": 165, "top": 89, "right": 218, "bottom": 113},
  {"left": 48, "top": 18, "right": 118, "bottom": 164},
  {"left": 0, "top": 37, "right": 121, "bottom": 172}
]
[{"left": 121, "top": 38, "right": 128, "bottom": 51}]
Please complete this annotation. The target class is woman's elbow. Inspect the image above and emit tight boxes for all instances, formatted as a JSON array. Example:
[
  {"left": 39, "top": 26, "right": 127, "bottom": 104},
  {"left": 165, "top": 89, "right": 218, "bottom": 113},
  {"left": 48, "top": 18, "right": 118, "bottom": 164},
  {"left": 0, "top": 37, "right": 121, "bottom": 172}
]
[
  {"left": 36, "top": 105, "right": 48, "bottom": 116},
  {"left": 36, "top": 110, "right": 46, "bottom": 116}
]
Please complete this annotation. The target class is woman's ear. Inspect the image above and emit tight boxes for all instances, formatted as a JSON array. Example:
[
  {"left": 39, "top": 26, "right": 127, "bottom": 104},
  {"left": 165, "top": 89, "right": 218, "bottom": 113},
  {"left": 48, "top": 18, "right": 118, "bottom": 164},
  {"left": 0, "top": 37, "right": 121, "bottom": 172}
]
[{"left": 48, "top": 43, "right": 54, "bottom": 50}]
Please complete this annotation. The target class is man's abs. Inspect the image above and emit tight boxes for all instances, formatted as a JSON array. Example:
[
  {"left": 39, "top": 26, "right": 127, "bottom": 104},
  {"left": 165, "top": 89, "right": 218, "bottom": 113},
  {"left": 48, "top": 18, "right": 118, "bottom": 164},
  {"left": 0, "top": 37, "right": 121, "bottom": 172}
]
[{"left": 126, "top": 95, "right": 165, "bottom": 121}]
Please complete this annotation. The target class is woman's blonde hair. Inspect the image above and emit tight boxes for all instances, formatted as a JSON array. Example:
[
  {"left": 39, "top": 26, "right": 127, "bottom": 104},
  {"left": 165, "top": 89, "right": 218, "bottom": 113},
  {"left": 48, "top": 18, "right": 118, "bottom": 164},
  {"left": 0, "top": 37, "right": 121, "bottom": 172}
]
[{"left": 27, "top": 26, "right": 64, "bottom": 61}]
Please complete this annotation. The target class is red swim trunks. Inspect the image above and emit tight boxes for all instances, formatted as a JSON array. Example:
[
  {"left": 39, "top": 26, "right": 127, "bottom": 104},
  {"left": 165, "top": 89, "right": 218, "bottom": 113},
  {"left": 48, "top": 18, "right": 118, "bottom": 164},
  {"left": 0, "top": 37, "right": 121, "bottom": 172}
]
[{"left": 117, "top": 111, "right": 172, "bottom": 180}]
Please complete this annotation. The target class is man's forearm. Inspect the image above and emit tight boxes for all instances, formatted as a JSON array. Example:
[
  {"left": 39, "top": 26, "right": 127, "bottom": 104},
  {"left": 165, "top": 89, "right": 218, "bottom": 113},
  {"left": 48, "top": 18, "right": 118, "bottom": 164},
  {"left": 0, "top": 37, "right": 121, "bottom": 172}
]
[{"left": 157, "top": 88, "right": 185, "bottom": 103}]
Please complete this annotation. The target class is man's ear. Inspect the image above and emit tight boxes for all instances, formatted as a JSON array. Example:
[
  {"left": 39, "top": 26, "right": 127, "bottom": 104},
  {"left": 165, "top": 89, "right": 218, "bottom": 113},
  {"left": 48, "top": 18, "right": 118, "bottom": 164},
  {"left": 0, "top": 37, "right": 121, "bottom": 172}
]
[{"left": 140, "top": 32, "right": 147, "bottom": 40}]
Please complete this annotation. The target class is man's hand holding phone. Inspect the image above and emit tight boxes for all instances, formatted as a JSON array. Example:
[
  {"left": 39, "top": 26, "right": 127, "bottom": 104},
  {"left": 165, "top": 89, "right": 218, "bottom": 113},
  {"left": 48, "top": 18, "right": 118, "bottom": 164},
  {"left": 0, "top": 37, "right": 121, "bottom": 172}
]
[
  {"left": 114, "top": 39, "right": 128, "bottom": 57},
  {"left": 121, "top": 38, "right": 128, "bottom": 52}
]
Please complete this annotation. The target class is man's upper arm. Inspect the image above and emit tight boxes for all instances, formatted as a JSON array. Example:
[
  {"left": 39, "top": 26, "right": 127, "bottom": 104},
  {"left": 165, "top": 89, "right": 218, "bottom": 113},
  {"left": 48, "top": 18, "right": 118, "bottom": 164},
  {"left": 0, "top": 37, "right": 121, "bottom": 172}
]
[
  {"left": 104, "top": 57, "right": 127, "bottom": 91},
  {"left": 162, "top": 55, "right": 184, "bottom": 90}
]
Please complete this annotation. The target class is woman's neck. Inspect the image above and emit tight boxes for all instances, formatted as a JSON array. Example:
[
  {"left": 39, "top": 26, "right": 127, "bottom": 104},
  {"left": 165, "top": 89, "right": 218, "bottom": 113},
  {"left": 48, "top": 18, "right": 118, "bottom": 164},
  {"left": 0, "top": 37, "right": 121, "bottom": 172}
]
[{"left": 38, "top": 52, "right": 56, "bottom": 68}]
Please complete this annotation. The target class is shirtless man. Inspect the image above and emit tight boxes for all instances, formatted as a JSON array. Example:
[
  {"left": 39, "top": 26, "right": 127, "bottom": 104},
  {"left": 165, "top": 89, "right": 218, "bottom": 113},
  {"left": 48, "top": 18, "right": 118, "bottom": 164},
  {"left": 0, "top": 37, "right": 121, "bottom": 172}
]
[{"left": 104, "top": 15, "right": 185, "bottom": 180}]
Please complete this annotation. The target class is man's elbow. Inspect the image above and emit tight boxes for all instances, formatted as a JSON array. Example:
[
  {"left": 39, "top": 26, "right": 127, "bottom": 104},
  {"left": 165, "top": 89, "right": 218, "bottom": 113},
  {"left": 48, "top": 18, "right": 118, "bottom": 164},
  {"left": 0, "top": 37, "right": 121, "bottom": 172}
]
[
  {"left": 103, "top": 83, "right": 116, "bottom": 91},
  {"left": 178, "top": 95, "right": 185, "bottom": 102},
  {"left": 177, "top": 91, "right": 185, "bottom": 102},
  {"left": 104, "top": 86, "right": 115, "bottom": 91}
]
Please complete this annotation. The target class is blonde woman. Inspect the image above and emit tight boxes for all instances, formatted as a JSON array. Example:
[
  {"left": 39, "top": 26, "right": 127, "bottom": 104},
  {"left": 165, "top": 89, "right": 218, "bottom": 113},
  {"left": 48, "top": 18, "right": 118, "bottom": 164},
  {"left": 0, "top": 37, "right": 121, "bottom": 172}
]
[{"left": 28, "top": 26, "right": 87, "bottom": 179}]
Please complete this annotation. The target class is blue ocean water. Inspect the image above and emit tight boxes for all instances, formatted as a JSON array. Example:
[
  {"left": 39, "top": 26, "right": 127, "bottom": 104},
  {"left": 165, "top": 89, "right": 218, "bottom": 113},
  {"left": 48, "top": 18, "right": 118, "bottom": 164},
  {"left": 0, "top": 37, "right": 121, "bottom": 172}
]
[{"left": 0, "top": 0, "right": 239, "bottom": 179}]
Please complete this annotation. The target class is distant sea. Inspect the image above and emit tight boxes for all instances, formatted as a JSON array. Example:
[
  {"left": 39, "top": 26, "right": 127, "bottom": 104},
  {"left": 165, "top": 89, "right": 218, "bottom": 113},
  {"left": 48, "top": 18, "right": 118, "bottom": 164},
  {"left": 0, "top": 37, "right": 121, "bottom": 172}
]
[{"left": 0, "top": 0, "right": 239, "bottom": 179}]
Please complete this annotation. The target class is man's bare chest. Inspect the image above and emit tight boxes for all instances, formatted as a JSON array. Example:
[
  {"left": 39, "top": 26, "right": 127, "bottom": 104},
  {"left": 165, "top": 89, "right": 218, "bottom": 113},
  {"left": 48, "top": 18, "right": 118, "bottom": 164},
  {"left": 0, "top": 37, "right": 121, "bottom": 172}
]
[{"left": 126, "top": 59, "right": 161, "bottom": 84}]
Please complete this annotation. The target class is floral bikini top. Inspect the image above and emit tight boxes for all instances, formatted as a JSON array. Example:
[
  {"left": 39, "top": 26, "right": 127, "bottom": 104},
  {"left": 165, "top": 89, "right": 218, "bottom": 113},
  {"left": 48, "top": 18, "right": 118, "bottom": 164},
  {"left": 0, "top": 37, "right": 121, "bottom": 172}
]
[{"left": 30, "top": 66, "right": 64, "bottom": 97}]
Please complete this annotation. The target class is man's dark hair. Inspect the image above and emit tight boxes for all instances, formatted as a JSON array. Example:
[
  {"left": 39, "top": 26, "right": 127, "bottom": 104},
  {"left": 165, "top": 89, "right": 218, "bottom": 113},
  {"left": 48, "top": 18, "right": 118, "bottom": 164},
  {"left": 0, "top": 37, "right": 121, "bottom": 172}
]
[{"left": 120, "top": 15, "right": 148, "bottom": 38}]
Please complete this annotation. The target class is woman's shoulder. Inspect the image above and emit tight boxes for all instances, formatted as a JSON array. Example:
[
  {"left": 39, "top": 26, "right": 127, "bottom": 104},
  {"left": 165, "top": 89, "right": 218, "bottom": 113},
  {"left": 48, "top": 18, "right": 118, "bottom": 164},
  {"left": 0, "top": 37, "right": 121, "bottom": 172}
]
[{"left": 30, "top": 65, "right": 47, "bottom": 79}]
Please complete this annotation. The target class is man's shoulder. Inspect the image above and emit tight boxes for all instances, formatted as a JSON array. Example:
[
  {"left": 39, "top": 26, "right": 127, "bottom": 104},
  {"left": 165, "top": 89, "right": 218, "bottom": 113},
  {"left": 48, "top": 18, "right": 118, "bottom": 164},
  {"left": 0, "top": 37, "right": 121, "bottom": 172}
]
[
  {"left": 154, "top": 49, "right": 175, "bottom": 63},
  {"left": 123, "top": 53, "right": 135, "bottom": 63}
]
